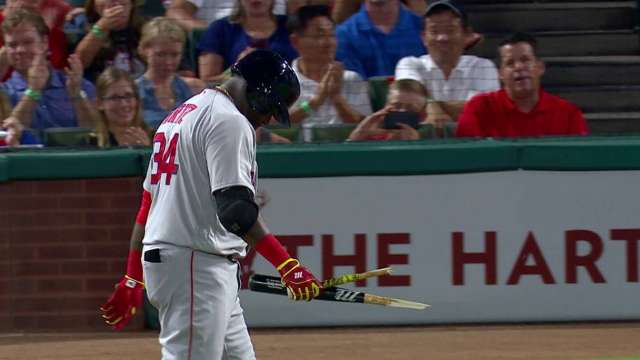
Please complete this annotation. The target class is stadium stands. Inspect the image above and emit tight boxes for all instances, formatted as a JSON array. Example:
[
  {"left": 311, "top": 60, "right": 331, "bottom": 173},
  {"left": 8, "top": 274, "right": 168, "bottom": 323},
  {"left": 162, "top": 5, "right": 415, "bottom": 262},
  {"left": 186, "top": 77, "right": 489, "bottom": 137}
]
[{"left": 465, "top": 0, "right": 640, "bottom": 134}]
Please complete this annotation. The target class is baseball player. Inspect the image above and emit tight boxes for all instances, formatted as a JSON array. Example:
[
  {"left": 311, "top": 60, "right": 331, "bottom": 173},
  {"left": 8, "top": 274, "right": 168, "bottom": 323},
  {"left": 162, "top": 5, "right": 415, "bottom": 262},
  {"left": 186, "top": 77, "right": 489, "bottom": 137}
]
[{"left": 100, "top": 50, "right": 322, "bottom": 360}]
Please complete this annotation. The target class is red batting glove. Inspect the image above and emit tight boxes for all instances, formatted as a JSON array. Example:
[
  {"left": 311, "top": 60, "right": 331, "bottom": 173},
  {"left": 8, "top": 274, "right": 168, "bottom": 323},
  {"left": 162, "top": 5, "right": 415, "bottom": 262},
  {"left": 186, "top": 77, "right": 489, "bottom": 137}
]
[
  {"left": 100, "top": 249, "right": 144, "bottom": 330},
  {"left": 100, "top": 275, "right": 144, "bottom": 330},
  {"left": 277, "top": 258, "right": 321, "bottom": 301}
]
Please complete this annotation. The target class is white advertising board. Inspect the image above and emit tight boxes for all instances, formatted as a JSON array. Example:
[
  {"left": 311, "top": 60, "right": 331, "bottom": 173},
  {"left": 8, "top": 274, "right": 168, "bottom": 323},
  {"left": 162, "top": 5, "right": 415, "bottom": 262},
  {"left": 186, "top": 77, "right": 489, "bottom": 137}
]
[{"left": 240, "top": 171, "right": 640, "bottom": 327}]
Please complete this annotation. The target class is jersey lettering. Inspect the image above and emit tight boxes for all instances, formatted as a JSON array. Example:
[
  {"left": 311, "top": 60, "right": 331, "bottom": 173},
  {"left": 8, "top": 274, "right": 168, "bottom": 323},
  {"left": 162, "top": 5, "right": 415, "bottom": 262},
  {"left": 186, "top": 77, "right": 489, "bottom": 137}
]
[
  {"left": 151, "top": 132, "right": 180, "bottom": 185},
  {"left": 161, "top": 103, "right": 197, "bottom": 126}
]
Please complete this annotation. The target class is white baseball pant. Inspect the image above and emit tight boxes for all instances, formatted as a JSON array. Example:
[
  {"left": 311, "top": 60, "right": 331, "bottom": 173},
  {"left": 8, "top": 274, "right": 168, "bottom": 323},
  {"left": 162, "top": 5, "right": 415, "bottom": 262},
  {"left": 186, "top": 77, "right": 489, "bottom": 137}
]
[{"left": 143, "top": 245, "right": 256, "bottom": 360}]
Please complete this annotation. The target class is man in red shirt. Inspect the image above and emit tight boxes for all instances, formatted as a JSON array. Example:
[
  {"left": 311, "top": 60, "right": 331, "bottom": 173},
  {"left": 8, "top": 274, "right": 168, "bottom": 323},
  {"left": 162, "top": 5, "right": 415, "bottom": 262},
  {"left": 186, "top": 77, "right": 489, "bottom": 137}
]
[{"left": 456, "top": 32, "right": 588, "bottom": 138}]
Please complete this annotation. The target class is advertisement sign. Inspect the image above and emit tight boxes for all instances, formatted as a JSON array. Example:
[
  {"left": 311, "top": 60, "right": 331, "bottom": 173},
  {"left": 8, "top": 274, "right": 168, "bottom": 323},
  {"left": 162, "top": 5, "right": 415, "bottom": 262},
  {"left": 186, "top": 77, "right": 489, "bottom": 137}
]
[{"left": 240, "top": 171, "right": 640, "bottom": 326}]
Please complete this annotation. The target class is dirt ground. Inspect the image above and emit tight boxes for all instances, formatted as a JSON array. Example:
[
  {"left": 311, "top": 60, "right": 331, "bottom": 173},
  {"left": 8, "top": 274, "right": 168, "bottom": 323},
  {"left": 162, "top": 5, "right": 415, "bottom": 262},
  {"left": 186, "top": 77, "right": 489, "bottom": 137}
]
[{"left": 1, "top": 323, "right": 639, "bottom": 360}]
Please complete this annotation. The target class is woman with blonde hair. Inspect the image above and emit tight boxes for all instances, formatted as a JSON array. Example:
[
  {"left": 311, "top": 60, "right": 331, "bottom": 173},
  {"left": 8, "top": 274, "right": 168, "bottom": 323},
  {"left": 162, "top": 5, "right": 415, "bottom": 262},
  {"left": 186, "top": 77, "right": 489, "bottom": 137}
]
[
  {"left": 197, "top": 0, "right": 297, "bottom": 83},
  {"left": 95, "top": 66, "right": 151, "bottom": 147},
  {"left": 136, "top": 17, "right": 205, "bottom": 130}
]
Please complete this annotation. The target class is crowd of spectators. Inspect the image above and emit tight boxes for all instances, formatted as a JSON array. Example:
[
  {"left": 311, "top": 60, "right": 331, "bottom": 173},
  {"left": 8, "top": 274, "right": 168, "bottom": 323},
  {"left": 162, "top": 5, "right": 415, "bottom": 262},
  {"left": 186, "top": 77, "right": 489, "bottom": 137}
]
[{"left": 0, "top": 0, "right": 589, "bottom": 148}]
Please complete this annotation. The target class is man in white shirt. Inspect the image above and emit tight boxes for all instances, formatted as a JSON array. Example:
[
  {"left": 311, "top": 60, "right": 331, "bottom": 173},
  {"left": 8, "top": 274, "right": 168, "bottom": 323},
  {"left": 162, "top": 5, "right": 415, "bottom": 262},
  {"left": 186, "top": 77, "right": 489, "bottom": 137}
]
[
  {"left": 288, "top": 4, "right": 371, "bottom": 126},
  {"left": 395, "top": 0, "right": 499, "bottom": 127}
]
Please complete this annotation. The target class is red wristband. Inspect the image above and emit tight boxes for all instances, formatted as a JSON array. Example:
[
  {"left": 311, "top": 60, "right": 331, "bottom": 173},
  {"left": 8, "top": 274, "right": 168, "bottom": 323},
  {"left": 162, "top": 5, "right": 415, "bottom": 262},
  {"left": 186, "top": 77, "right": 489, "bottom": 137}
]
[
  {"left": 254, "top": 233, "right": 291, "bottom": 268},
  {"left": 126, "top": 249, "right": 143, "bottom": 282}
]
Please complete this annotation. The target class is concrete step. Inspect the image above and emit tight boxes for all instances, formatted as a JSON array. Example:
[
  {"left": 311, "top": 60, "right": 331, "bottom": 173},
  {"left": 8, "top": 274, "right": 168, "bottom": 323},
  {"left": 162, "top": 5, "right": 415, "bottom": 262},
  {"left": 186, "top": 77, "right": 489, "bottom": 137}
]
[
  {"left": 548, "top": 85, "right": 640, "bottom": 113},
  {"left": 585, "top": 112, "right": 640, "bottom": 134},
  {"left": 469, "top": 30, "right": 640, "bottom": 59},
  {"left": 467, "top": 2, "right": 636, "bottom": 33},
  {"left": 542, "top": 56, "right": 640, "bottom": 87}
]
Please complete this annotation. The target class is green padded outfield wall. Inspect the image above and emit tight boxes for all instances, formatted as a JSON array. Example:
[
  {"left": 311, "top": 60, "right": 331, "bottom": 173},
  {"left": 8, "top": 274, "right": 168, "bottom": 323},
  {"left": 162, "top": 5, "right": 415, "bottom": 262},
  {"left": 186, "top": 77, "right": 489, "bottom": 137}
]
[{"left": 2, "top": 137, "right": 640, "bottom": 181}]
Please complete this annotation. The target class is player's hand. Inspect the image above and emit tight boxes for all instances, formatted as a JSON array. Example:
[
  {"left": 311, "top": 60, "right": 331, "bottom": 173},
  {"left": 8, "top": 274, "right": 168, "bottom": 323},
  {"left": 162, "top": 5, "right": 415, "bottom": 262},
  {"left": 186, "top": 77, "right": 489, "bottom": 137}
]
[
  {"left": 277, "top": 258, "right": 321, "bottom": 301},
  {"left": 100, "top": 275, "right": 144, "bottom": 330}
]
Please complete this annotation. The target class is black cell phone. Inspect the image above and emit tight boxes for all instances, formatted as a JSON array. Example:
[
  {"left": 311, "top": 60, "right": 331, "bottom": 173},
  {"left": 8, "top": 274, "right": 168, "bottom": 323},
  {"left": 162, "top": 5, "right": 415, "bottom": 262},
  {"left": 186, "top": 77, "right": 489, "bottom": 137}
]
[{"left": 383, "top": 111, "right": 421, "bottom": 129}]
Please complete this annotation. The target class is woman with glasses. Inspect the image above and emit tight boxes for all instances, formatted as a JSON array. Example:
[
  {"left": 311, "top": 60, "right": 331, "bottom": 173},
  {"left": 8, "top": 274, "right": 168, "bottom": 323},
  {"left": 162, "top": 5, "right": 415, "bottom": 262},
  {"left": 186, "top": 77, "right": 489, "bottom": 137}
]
[
  {"left": 94, "top": 66, "right": 151, "bottom": 147},
  {"left": 136, "top": 17, "right": 205, "bottom": 130}
]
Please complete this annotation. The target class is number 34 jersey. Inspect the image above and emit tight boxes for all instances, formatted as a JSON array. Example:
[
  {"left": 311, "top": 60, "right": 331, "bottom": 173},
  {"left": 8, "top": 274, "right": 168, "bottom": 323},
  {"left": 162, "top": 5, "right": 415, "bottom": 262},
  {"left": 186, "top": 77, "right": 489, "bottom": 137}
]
[{"left": 142, "top": 88, "right": 257, "bottom": 257}]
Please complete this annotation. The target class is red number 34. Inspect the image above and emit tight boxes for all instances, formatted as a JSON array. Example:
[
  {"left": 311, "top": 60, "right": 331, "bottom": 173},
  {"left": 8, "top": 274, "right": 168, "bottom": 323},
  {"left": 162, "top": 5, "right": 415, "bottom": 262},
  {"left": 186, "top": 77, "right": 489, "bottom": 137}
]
[{"left": 150, "top": 132, "right": 179, "bottom": 185}]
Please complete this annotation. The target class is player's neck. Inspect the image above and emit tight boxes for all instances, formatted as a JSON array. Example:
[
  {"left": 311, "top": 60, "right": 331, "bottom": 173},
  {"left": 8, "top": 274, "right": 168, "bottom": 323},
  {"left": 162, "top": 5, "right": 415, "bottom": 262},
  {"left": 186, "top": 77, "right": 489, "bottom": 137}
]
[
  {"left": 222, "top": 78, "right": 266, "bottom": 129},
  {"left": 220, "top": 79, "right": 249, "bottom": 118}
]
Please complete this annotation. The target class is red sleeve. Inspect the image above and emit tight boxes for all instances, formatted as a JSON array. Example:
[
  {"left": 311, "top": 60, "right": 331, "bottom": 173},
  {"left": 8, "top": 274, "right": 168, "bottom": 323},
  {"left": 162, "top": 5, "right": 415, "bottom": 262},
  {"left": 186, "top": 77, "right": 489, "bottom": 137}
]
[
  {"left": 135, "top": 190, "right": 152, "bottom": 226},
  {"left": 456, "top": 95, "right": 485, "bottom": 137}
]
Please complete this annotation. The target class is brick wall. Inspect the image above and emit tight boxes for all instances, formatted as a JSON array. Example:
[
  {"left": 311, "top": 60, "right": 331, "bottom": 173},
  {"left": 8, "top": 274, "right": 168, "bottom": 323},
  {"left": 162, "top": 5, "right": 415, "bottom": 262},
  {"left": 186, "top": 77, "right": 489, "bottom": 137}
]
[{"left": 0, "top": 177, "right": 146, "bottom": 332}]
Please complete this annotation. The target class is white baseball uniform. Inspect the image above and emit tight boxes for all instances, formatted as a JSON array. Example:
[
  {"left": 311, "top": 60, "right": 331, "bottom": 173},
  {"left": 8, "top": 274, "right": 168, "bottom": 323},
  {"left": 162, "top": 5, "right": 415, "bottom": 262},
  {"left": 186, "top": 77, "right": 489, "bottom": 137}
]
[{"left": 141, "top": 88, "right": 257, "bottom": 360}]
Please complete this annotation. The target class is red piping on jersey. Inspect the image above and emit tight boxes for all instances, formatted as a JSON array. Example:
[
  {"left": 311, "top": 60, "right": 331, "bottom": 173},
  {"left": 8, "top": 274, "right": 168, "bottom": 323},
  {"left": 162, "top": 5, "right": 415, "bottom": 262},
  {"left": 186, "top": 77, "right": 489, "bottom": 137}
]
[
  {"left": 188, "top": 251, "right": 195, "bottom": 360},
  {"left": 135, "top": 190, "right": 152, "bottom": 225}
]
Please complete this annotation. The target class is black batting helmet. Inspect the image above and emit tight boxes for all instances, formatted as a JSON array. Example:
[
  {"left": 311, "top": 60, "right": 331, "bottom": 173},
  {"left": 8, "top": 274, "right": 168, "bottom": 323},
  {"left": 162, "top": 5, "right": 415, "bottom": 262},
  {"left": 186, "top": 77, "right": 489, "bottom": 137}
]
[{"left": 230, "top": 50, "right": 300, "bottom": 127}]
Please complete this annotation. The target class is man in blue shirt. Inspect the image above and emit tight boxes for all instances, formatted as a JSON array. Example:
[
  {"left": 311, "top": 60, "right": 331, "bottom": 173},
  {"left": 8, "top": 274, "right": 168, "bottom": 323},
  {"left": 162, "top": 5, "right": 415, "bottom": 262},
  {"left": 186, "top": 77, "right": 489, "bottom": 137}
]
[
  {"left": 2, "top": 9, "right": 96, "bottom": 133},
  {"left": 336, "top": 0, "right": 427, "bottom": 79}
]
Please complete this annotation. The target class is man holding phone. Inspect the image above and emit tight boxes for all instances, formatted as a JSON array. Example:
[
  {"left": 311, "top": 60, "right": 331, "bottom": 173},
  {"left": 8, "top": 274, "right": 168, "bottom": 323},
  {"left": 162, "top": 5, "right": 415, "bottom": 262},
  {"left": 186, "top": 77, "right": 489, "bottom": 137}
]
[{"left": 348, "top": 79, "right": 427, "bottom": 141}]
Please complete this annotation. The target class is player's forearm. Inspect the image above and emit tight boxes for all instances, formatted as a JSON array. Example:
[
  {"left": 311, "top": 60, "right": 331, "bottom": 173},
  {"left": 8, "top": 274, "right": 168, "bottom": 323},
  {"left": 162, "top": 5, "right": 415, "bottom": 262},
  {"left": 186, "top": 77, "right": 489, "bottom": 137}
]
[
  {"left": 129, "top": 222, "right": 145, "bottom": 252},
  {"left": 129, "top": 190, "right": 151, "bottom": 253},
  {"left": 243, "top": 216, "right": 270, "bottom": 248}
]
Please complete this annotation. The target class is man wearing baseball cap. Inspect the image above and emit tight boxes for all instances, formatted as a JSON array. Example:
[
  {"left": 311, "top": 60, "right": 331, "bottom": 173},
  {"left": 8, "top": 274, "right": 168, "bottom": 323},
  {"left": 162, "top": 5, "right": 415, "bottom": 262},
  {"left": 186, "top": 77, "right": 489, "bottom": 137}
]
[{"left": 395, "top": 0, "right": 499, "bottom": 131}]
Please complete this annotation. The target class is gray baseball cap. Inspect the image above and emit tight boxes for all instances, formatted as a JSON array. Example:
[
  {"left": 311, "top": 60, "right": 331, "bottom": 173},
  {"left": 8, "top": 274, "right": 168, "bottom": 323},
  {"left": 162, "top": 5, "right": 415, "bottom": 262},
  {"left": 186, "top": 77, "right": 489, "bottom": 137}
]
[{"left": 424, "top": 0, "right": 468, "bottom": 21}]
